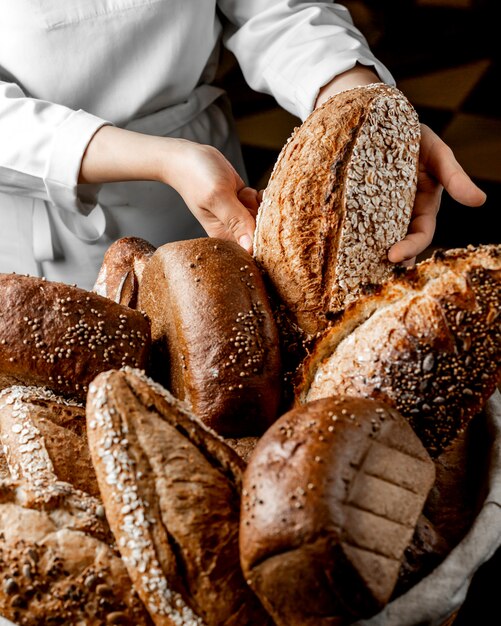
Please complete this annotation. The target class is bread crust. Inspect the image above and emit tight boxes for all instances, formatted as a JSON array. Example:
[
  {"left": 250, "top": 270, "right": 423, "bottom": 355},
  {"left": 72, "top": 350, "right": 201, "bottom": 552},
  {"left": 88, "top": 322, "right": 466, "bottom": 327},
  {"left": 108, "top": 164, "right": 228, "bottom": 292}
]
[
  {"left": 239, "top": 396, "right": 435, "bottom": 624},
  {"left": 93, "top": 236, "right": 156, "bottom": 307},
  {"left": 254, "top": 83, "right": 420, "bottom": 337},
  {"left": 138, "top": 238, "right": 282, "bottom": 436},
  {"left": 0, "top": 274, "right": 151, "bottom": 401},
  {"left": 296, "top": 244, "right": 501, "bottom": 455},
  {"left": 0, "top": 385, "right": 99, "bottom": 496},
  {"left": 86, "top": 367, "right": 273, "bottom": 626}
]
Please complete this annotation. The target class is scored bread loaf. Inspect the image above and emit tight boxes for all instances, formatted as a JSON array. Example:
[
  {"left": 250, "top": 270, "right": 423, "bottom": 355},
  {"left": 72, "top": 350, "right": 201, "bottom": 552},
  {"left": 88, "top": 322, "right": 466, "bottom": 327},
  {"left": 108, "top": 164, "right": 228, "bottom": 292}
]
[
  {"left": 239, "top": 396, "right": 435, "bottom": 625},
  {"left": 86, "top": 367, "right": 273, "bottom": 626},
  {"left": 93, "top": 236, "right": 156, "bottom": 308},
  {"left": 0, "top": 403, "right": 150, "bottom": 625},
  {"left": 0, "top": 274, "right": 150, "bottom": 401},
  {"left": 0, "top": 386, "right": 99, "bottom": 496},
  {"left": 253, "top": 83, "right": 420, "bottom": 338},
  {"left": 138, "top": 238, "right": 282, "bottom": 437},
  {"left": 296, "top": 244, "right": 501, "bottom": 456}
]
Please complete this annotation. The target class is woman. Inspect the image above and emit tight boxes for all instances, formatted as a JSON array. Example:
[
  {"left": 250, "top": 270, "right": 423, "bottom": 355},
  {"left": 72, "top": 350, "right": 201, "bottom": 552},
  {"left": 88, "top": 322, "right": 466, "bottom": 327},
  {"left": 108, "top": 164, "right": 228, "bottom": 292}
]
[{"left": 0, "top": 1, "right": 485, "bottom": 289}]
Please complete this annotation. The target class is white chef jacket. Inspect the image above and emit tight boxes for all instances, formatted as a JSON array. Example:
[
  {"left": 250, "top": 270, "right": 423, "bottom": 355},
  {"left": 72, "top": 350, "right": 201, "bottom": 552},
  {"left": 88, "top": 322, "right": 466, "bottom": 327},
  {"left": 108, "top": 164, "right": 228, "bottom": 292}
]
[{"left": 0, "top": 0, "right": 394, "bottom": 289}]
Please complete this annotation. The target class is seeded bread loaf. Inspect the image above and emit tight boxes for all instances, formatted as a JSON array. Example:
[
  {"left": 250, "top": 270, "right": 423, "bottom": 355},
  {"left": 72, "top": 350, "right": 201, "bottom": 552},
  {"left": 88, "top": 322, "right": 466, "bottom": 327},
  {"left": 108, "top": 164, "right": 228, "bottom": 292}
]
[
  {"left": 0, "top": 408, "right": 151, "bottom": 625},
  {"left": 0, "top": 386, "right": 99, "bottom": 496},
  {"left": 0, "top": 274, "right": 151, "bottom": 401},
  {"left": 253, "top": 83, "right": 420, "bottom": 338},
  {"left": 138, "top": 238, "right": 282, "bottom": 436},
  {"left": 296, "top": 244, "right": 501, "bottom": 456},
  {"left": 93, "top": 236, "right": 156, "bottom": 308},
  {"left": 86, "top": 367, "right": 274, "bottom": 626},
  {"left": 239, "top": 396, "right": 435, "bottom": 625}
]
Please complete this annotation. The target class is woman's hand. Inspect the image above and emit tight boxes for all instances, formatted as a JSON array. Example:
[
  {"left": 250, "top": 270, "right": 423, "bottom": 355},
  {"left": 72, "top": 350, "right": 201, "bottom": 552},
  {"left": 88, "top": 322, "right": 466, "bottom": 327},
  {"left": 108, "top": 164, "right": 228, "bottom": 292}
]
[
  {"left": 315, "top": 68, "right": 487, "bottom": 264},
  {"left": 388, "top": 124, "right": 486, "bottom": 264},
  {"left": 79, "top": 126, "right": 259, "bottom": 253}
]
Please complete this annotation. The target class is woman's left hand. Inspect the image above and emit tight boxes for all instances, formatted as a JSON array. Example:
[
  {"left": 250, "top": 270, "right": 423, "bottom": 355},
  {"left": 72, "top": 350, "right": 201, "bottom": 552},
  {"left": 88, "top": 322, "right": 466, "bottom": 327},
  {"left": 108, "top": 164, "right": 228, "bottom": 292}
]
[{"left": 388, "top": 123, "right": 486, "bottom": 264}]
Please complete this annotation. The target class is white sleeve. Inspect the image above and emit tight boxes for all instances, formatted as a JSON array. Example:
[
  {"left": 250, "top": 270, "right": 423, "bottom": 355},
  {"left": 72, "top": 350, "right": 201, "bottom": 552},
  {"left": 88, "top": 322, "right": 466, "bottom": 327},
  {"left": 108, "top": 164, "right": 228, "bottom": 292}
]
[
  {"left": 0, "top": 79, "right": 110, "bottom": 215},
  {"left": 218, "top": 0, "right": 395, "bottom": 120}
]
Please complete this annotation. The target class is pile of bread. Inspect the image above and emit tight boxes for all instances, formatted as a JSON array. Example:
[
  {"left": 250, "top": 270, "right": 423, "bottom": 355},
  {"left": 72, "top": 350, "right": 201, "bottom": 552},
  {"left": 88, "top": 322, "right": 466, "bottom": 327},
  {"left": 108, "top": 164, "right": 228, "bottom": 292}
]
[{"left": 0, "top": 84, "right": 499, "bottom": 626}]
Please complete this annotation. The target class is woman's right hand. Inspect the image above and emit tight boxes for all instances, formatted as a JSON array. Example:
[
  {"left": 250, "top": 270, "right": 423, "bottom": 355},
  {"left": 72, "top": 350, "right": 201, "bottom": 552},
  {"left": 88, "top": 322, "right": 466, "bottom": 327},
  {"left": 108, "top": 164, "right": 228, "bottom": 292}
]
[{"left": 79, "top": 126, "right": 259, "bottom": 253}]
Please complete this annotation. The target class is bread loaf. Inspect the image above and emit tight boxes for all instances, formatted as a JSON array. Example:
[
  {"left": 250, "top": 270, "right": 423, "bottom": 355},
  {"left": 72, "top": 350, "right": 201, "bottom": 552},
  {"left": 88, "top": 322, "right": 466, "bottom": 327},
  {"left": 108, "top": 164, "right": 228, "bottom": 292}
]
[
  {"left": 296, "top": 244, "right": 501, "bottom": 455},
  {"left": 0, "top": 386, "right": 99, "bottom": 496},
  {"left": 86, "top": 367, "right": 273, "bottom": 626},
  {"left": 138, "top": 238, "right": 282, "bottom": 436},
  {"left": 0, "top": 274, "right": 151, "bottom": 401},
  {"left": 93, "top": 236, "right": 156, "bottom": 307},
  {"left": 0, "top": 482, "right": 151, "bottom": 624},
  {"left": 0, "top": 405, "right": 151, "bottom": 624},
  {"left": 253, "top": 83, "right": 420, "bottom": 338},
  {"left": 239, "top": 396, "right": 435, "bottom": 625}
]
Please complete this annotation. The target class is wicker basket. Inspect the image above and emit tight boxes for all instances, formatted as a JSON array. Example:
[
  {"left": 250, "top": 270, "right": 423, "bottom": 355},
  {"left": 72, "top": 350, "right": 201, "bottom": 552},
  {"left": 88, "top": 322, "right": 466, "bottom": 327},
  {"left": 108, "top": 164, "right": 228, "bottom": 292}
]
[{"left": 356, "top": 390, "right": 501, "bottom": 626}]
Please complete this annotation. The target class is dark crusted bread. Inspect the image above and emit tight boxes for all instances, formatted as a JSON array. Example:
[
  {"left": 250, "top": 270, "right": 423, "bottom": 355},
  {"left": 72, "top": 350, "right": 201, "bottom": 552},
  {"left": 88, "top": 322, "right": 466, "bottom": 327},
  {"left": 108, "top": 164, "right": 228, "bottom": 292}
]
[
  {"left": 0, "top": 386, "right": 99, "bottom": 497},
  {"left": 93, "top": 236, "right": 156, "bottom": 308},
  {"left": 0, "top": 274, "right": 151, "bottom": 401},
  {"left": 296, "top": 244, "right": 501, "bottom": 456},
  {"left": 253, "top": 83, "right": 420, "bottom": 338},
  {"left": 138, "top": 238, "right": 282, "bottom": 436},
  {"left": 239, "top": 396, "right": 435, "bottom": 625},
  {"left": 86, "top": 367, "right": 273, "bottom": 626}
]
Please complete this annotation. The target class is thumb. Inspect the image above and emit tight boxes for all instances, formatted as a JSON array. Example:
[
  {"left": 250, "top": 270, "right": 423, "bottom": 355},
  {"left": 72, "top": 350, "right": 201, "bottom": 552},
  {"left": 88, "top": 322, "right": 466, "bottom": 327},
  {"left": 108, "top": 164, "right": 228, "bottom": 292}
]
[{"left": 209, "top": 189, "right": 256, "bottom": 253}]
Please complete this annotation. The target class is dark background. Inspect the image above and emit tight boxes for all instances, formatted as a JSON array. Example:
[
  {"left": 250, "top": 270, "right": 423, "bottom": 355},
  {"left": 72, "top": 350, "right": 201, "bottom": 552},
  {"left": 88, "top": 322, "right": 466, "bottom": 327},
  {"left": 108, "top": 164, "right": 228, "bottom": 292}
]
[{"left": 219, "top": 1, "right": 500, "bottom": 623}]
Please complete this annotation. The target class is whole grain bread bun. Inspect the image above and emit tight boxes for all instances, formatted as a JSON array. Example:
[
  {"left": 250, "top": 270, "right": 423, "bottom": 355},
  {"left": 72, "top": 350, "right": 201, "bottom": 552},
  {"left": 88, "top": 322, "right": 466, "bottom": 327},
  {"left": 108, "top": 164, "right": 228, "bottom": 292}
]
[
  {"left": 239, "top": 396, "right": 435, "bottom": 625},
  {"left": 0, "top": 386, "right": 99, "bottom": 496},
  {"left": 253, "top": 83, "right": 420, "bottom": 338},
  {"left": 0, "top": 274, "right": 151, "bottom": 401},
  {"left": 86, "top": 367, "right": 274, "bottom": 626},
  {"left": 93, "top": 236, "right": 156, "bottom": 308},
  {"left": 296, "top": 244, "right": 501, "bottom": 456},
  {"left": 138, "top": 238, "right": 282, "bottom": 436},
  {"left": 0, "top": 481, "right": 151, "bottom": 625}
]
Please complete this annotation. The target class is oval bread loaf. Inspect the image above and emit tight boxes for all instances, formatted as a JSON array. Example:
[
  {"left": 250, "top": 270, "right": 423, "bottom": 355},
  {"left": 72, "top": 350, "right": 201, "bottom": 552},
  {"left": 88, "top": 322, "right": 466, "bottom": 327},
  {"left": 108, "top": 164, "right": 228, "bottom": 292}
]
[
  {"left": 138, "top": 238, "right": 282, "bottom": 437},
  {"left": 0, "top": 274, "right": 151, "bottom": 401},
  {"left": 296, "top": 244, "right": 501, "bottom": 456},
  {"left": 86, "top": 367, "right": 274, "bottom": 626},
  {"left": 253, "top": 83, "right": 420, "bottom": 338},
  {"left": 239, "top": 396, "right": 435, "bottom": 625}
]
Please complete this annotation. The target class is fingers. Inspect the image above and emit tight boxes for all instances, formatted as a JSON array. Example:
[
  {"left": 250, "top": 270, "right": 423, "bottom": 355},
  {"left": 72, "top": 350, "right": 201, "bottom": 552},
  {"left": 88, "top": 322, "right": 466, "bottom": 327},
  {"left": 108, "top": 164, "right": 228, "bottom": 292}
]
[
  {"left": 420, "top": 125, "right": 487, "bottom": 207},
  {"left": 388, "top": 178, "right": 442, "bottom": 263}
]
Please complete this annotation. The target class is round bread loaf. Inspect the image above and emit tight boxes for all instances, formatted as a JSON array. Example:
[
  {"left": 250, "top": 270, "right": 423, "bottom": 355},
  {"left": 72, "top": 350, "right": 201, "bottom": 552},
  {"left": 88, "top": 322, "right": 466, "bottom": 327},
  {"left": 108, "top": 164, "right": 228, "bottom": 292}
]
[
  {"left": 0, "top": 386, "right": 99, "bottom": 496},
  {"left": 93, "top": 236, "right": 156, "bottom": 308},
  {"left": 138, "top": 238, "right": 282, "bottom": 436},
  {"left": 253, "top": 83, "right": 420, "bottom": 338},
  {"left": 239, "top": 396, "right": 435, "bottom": 625},
  {"left": 0, "top": 274, "right": 151, "bottom": 401},
  {"left": 296, "top": 244, "right": 501, "bottom": 456},
  {"left": 86, "top": 367, "right": 274, "bottom": 626}
]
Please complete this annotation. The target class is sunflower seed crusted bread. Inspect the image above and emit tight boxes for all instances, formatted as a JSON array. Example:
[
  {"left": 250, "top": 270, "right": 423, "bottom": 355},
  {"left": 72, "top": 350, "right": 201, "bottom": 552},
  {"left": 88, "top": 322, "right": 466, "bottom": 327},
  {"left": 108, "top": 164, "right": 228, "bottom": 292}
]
[
  {"left": 296, "top": 244, "right": 501, "bottom": 456},
  {"left": 253, "top": 83, "right": 420, "bottom": 338}
]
